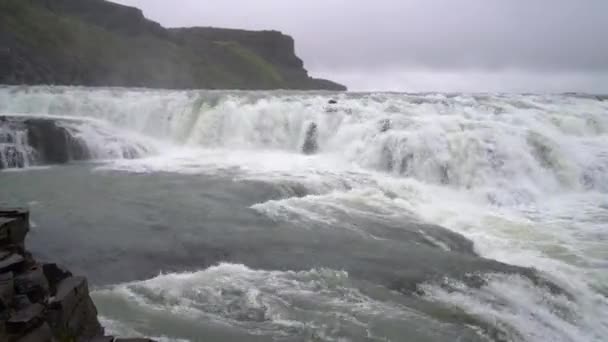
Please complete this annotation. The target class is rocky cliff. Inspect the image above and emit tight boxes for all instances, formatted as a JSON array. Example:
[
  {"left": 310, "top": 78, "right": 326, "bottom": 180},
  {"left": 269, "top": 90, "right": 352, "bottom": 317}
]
[
  {"left": 0, "top": 0, "right": 346, "bottom": 90},
  {"left": 0, "top": 208, "right": 151, "bottom": 342}
]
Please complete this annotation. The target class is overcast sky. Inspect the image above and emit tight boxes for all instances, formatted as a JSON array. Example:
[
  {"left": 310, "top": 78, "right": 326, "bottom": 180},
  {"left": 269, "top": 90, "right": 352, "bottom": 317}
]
[{"left": 112, "top": 0, "right": 608, "bottom": 92}]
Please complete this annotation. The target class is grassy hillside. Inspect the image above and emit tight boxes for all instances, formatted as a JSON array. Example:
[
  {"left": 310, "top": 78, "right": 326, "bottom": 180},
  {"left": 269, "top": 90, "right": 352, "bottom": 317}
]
[{"left": 0, "top": 0, "right": 346, "bottom": 90}]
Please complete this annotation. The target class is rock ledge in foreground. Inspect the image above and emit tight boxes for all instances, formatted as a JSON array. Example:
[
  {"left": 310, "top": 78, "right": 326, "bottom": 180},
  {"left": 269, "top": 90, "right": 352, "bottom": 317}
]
[{"left": 0, "top": 208, "right": 154, "bottom": 342}]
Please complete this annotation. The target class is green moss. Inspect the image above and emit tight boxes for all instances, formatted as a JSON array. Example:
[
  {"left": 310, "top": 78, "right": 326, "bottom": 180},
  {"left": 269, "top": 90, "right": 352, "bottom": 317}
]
[{"left": 215, "top": 41, "right": 284, "bottom": 88}]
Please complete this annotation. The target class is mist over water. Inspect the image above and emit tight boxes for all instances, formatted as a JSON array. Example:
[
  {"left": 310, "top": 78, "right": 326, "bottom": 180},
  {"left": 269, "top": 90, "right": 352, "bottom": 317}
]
[{"left": 1, "top": 86, "right": 607, "bottom": 341}]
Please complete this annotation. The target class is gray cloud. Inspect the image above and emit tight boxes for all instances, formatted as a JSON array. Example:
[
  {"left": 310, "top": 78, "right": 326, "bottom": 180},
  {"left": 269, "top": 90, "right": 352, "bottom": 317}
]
[{"left": 111, "top": 0, "right": 608, "bottom": 91}]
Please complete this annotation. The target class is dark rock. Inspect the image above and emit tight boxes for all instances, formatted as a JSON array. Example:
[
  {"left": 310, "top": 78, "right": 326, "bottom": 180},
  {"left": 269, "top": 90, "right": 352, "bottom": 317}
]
[
  {"left": 69, "top": 296, "right": 103, "bottom": 340},
  {"left": 48, "top": 277, "right": 103, "bottom": 340},
  {"left": 15, "top": 265, "right": 49, "bottom": 303},
  {"left": 15, "top": 322, "right": 53, "bottom": 342},
  {"left": 0, "top": 208, "right": 139, "bottom": 342},
  {"left": 0, "top": 272, "right": 14, "bottom": 311},
  {"left": 49, "top": 277, "right": 88, "bottom": 316},
  {"left": 0, "top": 208, "right": 29, "bottom": 247},
  {"left": 25, "top": 119, "right": 72, "bottom": 164},
  {"left": 302, "top": 122, "right": 319, "bottom": 155},
  {"left": 42, "top": 263, "right": 72, "bottom": 296},
  {"left": 13, "top": 295, "right": 32, "bottom": 311},
  {"left": 6, "top": 303, "right": 45, "bottom": 335},
  {"left": 0, "top": 249, "right": 12, "bottom": 260},
  {"left": 379, "top": 119, "right": 392, "bottom": 133},
  {"left": 0, "top": 254, "right": 25, "bottom": 274},
  {"left": 328, "top": 99, "right": 338, "bottom": 104},
  {"left": 0, "top": 115, "right": 150, "bottom": 170}
]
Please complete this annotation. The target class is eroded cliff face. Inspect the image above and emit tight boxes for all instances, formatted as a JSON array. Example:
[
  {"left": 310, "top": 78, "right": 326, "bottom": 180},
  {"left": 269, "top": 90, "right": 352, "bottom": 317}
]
[{"left": 0, "top": 0, "right": 346, "bottom": 90}]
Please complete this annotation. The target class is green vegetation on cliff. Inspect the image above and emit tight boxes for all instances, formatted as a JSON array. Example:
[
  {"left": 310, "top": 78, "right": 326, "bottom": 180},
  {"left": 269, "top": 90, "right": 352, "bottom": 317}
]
[{"left": 0, "top": 0, "right": 346, "bottom": 90}]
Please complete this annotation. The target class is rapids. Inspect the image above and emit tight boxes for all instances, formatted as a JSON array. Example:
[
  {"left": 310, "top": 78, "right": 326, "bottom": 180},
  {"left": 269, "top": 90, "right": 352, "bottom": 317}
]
[{"left": 1, "top": 86, "right": 607, "bottom": 341}]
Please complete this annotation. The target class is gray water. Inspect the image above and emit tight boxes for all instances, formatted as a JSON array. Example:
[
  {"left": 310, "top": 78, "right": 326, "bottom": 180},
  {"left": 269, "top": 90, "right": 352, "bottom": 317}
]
[{"left": 1, "top": 87, "right": 607, "bottom": 341}]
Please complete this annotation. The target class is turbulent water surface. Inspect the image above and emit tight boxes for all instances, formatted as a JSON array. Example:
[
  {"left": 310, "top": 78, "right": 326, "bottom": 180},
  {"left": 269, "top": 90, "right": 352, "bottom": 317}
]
[{"left": 1, "top": 86, "right": 607, "bottom": 342}]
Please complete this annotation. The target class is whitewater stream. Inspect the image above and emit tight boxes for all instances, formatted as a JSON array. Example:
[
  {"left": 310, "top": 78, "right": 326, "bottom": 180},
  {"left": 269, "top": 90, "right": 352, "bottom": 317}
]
[{"left": 0, "top": 86, "right": 607, "bottom": 342}]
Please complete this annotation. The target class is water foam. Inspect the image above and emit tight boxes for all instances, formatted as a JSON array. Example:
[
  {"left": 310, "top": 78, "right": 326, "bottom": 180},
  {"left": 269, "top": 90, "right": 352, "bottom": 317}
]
[
  {"left": 92, "top": 263, "right": 459, "bottom": 341},
  {"left": 4, "top": 87, "right": 606, "bottom": 196},
  {"left": 420, "top": 273, "right": 608, "bottom": 342}
]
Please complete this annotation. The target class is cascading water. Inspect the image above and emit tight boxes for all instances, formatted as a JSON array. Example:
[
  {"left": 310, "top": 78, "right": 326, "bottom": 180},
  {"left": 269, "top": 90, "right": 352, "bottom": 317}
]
[
  {"left": 2, "top": 87, "right": 606, "bottom": 198},
  {"left": 0, "top": 121, "right": 36, "bottom": 168},
  {"left": 1, "top": 86, "right": 607, "bottom": 341}
]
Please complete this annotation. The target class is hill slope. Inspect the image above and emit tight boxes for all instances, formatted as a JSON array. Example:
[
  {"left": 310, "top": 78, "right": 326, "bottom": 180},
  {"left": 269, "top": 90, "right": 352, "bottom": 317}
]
[{"left": 0, "top": 0, "right": 346, "bottom": 90}]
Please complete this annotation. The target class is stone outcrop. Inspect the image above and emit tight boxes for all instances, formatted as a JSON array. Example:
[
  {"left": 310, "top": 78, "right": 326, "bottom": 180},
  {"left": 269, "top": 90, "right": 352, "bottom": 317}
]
[
  {"left": 0, "top": 208, "right": 154, "bottom": 342},
  {"left": 0, "top": 0, "right": 346, "bottom": 91},
  {"left": 301, "top": 122, "right": 319, "bottom": 155},
  {"left": 0, "top": 116, "right": 89, "bottom": 169},
  {"left": 0, "top": 115, "right": 147, "bottom": 170}
]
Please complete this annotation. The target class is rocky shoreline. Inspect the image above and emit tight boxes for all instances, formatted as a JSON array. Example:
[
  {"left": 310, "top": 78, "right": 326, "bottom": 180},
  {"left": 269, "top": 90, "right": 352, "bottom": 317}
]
[{"left": 0, "top": 208, "right": 153, "bottom": 342}]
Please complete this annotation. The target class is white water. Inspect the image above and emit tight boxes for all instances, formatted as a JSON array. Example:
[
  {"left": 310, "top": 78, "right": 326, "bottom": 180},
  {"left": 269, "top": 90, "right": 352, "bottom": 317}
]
[
  {"left": 2, "top": 86, "right": 607, "bottom": 341},
  {"left": 93, "top": 263, "right": 469, "bottom": 341}
]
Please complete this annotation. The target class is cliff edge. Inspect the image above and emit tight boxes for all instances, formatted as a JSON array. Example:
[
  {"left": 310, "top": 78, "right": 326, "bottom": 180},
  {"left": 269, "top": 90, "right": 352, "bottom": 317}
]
[
  {"left": 0, "top": 0, "right": 346, "bottom": 90},
  {"left": 0, "top": 208, "right": 150, "bottom": 342}
]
